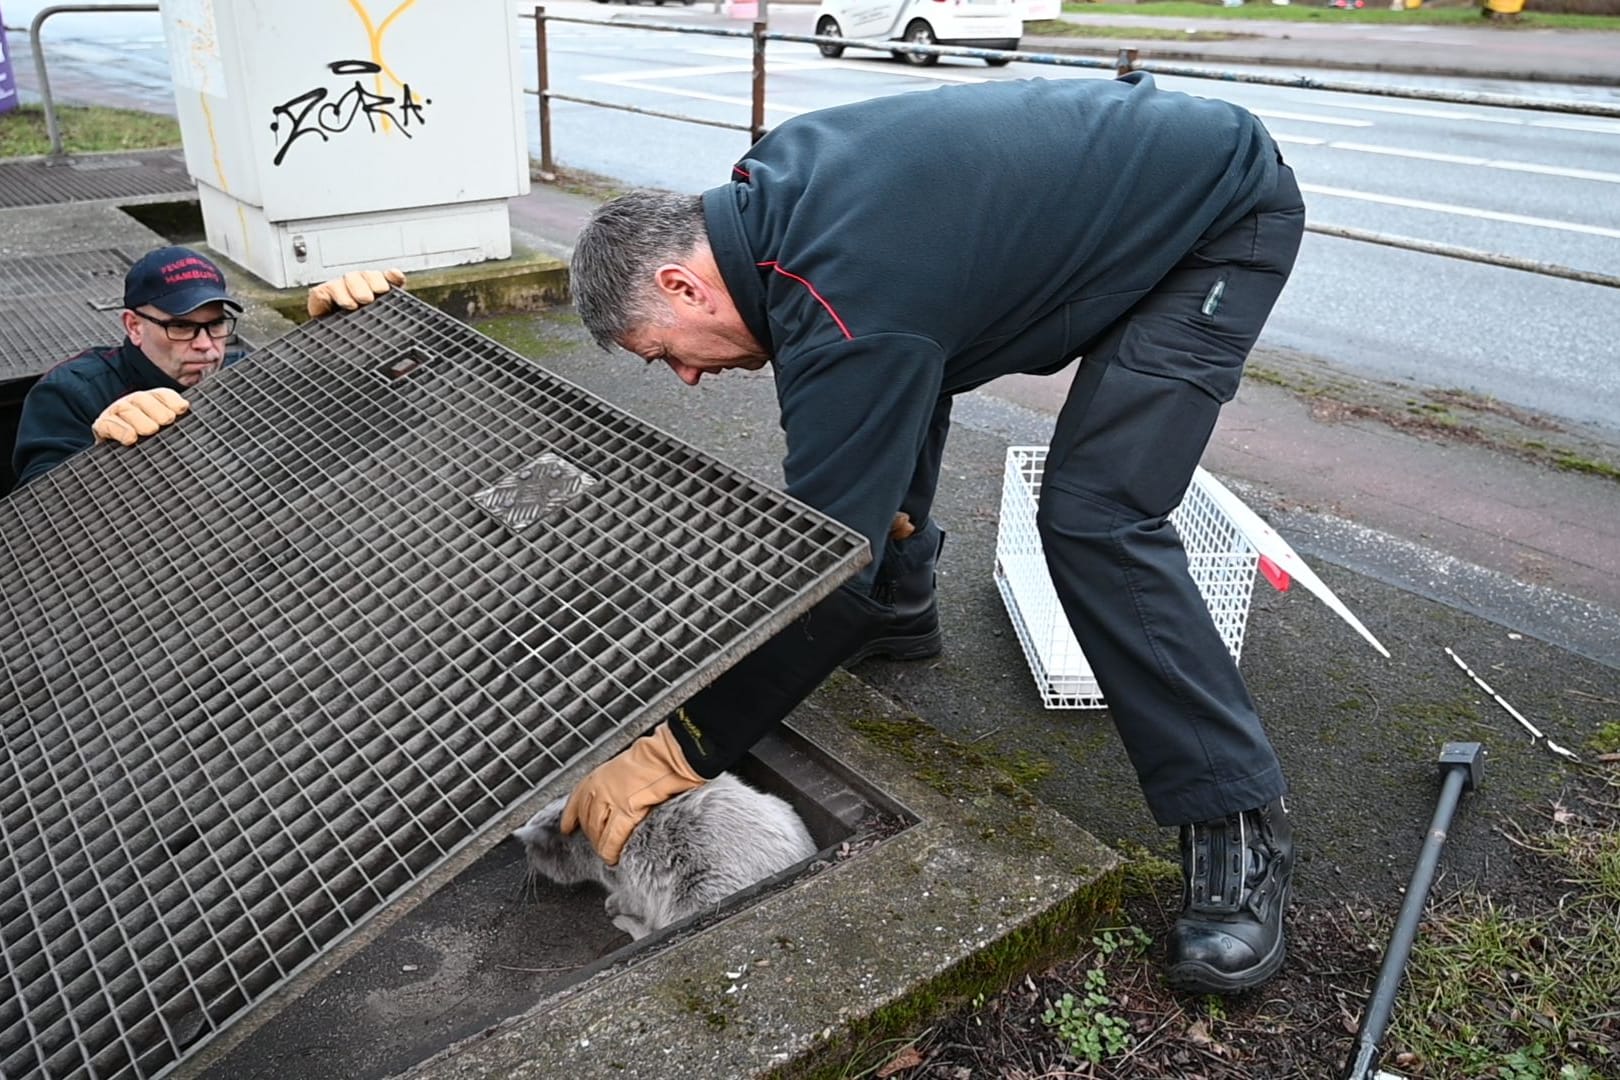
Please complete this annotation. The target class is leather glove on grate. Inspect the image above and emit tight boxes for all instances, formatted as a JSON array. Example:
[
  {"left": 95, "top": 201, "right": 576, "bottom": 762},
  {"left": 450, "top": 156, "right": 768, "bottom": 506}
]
[
  {"left": 92, "top": 388, "right": 189, "bottom": 446},
  {"left": 306, "top": 268, "right": 407, "bottom": 318}
]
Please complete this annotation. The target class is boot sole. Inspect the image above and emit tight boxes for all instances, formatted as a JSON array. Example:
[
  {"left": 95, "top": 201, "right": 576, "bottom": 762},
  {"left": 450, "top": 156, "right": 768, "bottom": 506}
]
[
  {"left": 1164, "top": 883, "right": 1291, "bottom": 995},
  {"left": 843, "top": 628, "right": 943, "bottom": 666}
]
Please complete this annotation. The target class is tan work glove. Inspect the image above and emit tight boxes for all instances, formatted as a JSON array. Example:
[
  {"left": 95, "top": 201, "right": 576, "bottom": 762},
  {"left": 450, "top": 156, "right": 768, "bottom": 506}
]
[
  {"left": 561, "top": 724, "right": 705, "bottom": 865},
  {"left": 889, "top": 512, "right": 916, "bottom": 541},
  {"left": 92, "top": 388, "right": 189, "bottom": 446},
  {"left": 306, "top": 268, "right": 407, "bottom": 318}
]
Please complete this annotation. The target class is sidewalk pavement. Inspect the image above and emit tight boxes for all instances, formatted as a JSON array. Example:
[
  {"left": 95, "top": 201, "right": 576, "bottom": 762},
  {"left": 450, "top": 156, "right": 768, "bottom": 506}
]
[{"left": 1028, "top": 12, "right": 1620, "bottom": 85}]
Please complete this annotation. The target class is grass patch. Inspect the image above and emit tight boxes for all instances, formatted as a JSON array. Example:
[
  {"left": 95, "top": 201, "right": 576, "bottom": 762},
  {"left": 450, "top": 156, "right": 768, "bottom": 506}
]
[
  {"left": 0, "top": 104, "right": 180, "bottom": 158},
  {"left": 1591, "top": 722, "right": 1620, "bottom": 756},
  {"left": 1063, "top": 1, "right": 1620, "bottom": 29},
  {"left": 1387, "top": 775, "right": 1620, "bottom": 1077},
  {"left": 1024, "top": 17, "right": 1250, "bottom": 37},
  {"left": 1551, "top": 452, "right": 1620, "bottom": 482}
]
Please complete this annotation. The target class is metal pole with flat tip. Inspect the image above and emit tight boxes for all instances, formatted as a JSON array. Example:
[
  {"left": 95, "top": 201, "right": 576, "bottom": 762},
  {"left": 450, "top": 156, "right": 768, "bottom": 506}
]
[{"left": 1342, "top": 742, "right": 1484, "bottom": 1080}]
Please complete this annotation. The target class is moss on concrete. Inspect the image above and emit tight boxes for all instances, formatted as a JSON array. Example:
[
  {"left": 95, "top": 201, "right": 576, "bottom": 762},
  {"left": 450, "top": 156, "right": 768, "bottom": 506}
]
[
  {"left": 471, "top": 313, "right": 579, "bottom": 362},
  {"left": 772, "top": 870, "right": 1125, "bottom": 1080},
  {"left": 1243, "top": 354, "right": 1620, "bottom": 486},
  {"left": 1591, "top": 722, "right": 1620, "bottom": 756},
  {"left": 236, "top": 251, "right": 570, "bottom": 324}
]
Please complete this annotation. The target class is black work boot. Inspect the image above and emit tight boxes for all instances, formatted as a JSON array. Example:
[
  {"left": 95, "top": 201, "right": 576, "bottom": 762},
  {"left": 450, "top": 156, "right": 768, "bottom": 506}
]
[
  {"left": 1165, "top": 798, "right": 1293, "bottom": 994},
  {"left": 844, "top": 522, "right": 944, "bottom": 665}
]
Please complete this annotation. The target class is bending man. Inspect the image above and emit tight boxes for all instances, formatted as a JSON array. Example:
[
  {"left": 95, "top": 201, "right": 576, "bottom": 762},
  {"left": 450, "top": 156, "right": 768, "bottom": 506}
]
[{"left": 564, "top": 74, "right": 1304, "bottom": 995}]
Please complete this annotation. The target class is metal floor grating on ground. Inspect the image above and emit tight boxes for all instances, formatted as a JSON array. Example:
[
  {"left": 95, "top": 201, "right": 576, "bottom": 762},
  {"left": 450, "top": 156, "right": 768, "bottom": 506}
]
[
  {"left": 0, "top": 151, "right": 193, "bottom": 210},
  {"left": 0, "top": 291, "right": 869, "bottom": 1080},
  {"left": 0, "top": 249, "right": 132, "bottom": 383}
]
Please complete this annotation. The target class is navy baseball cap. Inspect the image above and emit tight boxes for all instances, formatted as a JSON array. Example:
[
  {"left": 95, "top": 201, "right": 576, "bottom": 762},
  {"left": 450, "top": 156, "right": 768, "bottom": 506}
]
[{"left": 123, "top": 246, "right": 242, "bottom": 315}]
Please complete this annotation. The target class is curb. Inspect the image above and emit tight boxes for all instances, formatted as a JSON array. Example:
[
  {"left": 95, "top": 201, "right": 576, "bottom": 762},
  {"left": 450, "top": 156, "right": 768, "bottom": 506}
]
[{"left": 1018, "top": 34, "right": 1618, "bottom": 86}]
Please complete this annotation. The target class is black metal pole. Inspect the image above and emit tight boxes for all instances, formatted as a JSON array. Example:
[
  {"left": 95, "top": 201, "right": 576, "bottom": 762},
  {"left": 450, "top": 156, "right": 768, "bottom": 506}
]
[
  {"left": 536, "top": 6, "right": 555, "bottom": 179},
  {"left": 1342, "top": 742, "right": 1484, "bottom": 1080},
  {"left": 750, "top": 20, "right": 766, "bottom": 145}
]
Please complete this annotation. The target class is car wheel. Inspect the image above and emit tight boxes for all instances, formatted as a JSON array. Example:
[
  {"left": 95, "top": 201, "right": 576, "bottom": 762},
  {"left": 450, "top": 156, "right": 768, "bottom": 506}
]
[
  {"left": 901, "top": 20, "right": 938, "bottom": 66},
  {"left": 985, "top": 57, "right": 1010, "bottom": 67},
  {"left": 816, "top": 16, "right": 846, "bottom": 58}
]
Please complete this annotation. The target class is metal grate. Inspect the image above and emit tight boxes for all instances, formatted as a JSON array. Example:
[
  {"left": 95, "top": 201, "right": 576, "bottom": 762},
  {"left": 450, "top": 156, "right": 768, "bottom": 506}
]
[
  {"left": 0, "top": 291, "right": 869, "bottom": 1080},
  {"left": 0, "top": 151, "right": 193, "bottom": 210},
  {"left": 0, "top": 249, "right": 133, "bottom": 383}
]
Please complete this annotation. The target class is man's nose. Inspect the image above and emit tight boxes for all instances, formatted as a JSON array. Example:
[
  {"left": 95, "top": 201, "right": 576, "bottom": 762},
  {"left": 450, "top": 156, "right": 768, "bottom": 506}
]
[{"left": 665, "top": 358, "right": 701, "bottom": 386}]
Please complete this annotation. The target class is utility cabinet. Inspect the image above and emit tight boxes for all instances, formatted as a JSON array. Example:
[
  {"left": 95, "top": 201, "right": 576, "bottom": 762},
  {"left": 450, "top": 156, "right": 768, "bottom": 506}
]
[{"left": 162, "top": 0, "right": 530, "bottom": 287}]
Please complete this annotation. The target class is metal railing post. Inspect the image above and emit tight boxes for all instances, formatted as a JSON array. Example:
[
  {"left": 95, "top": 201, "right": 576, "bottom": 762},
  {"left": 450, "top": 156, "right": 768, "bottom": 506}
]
[
  {"left": 536, "top": 6, "right": 555, "bottom": 179},
  {"left": 30, "top": 7, "right": 66, "bottom": 161},
  {"left": 27, "top": 4, "right": 161, "bottom": 163},
  {"left": 750, "top": 20, "right": 767, "bottom": 145}
]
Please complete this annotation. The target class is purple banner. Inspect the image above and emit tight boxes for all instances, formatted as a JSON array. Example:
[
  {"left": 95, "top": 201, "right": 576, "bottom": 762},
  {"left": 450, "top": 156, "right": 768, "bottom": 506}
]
[{"left": 0, "top": 3, "right": 17, "bottom": 116}]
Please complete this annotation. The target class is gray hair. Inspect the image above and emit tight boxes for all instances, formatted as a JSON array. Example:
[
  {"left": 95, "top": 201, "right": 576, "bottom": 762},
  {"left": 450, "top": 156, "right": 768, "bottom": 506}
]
[{"left": 570, "top": 189, "right": 708, "bottom": 350}]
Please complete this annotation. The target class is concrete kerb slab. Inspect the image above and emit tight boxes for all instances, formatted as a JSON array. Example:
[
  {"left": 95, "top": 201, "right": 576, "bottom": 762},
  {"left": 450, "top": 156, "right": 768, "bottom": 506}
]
[
  {"left": 401, "top": 672, "right": 1123, "bottom": 1080},
  {"left": 205, "top": 238, "right": 570, "bottom": 332},
  {"left": 0, "top": 198, "right": 169, "bottom": 260}
]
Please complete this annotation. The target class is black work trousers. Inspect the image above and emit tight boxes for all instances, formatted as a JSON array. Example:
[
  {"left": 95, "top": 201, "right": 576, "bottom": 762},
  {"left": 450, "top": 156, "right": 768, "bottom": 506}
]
[{"left": 1036, "top": 162, "right": 1305, "bottom": 827}]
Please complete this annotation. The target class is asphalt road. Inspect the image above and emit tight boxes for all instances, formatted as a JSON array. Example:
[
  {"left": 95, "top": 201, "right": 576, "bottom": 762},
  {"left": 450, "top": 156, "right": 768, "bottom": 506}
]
[{"left": 9, "top": 0, "right": 1619, "bottom": 436}]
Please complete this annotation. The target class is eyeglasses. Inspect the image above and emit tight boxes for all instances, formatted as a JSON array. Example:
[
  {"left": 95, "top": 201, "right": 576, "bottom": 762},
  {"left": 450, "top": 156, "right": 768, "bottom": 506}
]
[{"left": 131, "top": 309, "right": 238, "bottom": 342}]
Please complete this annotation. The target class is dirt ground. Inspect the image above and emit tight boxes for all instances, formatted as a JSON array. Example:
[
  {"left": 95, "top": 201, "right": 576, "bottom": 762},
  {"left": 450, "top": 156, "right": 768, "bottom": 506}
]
[{"left": 846, "top": 766, "right": 1620, "bottom": 1080}]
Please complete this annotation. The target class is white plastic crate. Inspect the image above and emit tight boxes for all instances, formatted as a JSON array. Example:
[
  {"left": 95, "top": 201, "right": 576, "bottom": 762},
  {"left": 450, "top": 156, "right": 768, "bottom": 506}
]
[{"left": 994, "top": 446, "right": 1260, "bottom": 709}]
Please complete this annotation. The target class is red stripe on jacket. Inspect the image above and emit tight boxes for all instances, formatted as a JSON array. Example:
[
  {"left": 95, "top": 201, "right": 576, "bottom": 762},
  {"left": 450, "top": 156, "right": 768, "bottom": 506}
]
[{"left": 757, "top": 261, "right": 853, "bottom": 340}]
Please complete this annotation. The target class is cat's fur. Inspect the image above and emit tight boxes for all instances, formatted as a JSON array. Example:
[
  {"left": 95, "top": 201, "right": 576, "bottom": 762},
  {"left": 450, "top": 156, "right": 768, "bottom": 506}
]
[{"left": 514, "top": 773, "right": 818, "bottom": 940}]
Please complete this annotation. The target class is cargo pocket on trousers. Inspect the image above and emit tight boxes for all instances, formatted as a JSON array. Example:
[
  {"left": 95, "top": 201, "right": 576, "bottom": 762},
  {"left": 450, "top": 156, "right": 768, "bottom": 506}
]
[{"left": 1110, "top": 313, "right": 1249, "bottom": 404}]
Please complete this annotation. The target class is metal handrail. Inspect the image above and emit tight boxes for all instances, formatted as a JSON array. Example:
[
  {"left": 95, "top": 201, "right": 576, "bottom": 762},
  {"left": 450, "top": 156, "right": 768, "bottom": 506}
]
[
  {"left": 28, "top": 3, "right": 160, "bottom": 161},
  {"left": 523, "top": 11, "right": 1620, "bottom": 120},
  {"left": 523, "top": 8, "right": 1620, "bottom": 290}
]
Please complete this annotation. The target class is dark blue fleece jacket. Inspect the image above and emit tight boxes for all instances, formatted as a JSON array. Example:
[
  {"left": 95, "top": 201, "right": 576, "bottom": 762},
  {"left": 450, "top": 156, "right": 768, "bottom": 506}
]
[
  {"left": 700, "top": 74, "right": 1279, "bottom": 584},
  {"left": 11, "top": 339, "right": 243, "bottom": 489}
]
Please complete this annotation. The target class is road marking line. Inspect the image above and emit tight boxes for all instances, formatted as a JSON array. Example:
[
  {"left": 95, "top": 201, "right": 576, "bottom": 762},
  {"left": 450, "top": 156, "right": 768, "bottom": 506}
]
[
  {"left": 1272, "top": 134, "right": 1327, "bottom": 146},
  {"left": 1298, "top": 140, "right": 1620, "bottom": 185},
  {"left": 1327, "top": 141, "right": 1485, "bottom": 167},
  {"left": 1299, "top": 182, "right": 1620, "bottom": 240},
  {"left": 1317, "top": 101, "right": 1524, "bottom": 126},
  {"left": 1532, "top": 117, "right": 1620, "bottom": 136},
  {"left": 582, "top": 72, "right": 814, "bottom": 114},
  {"left": 587, "top": 60, "right": 821, "bottom": 82},
  {"left": 691, "top": 46, "right": 991, "bottom": 82},
  {"left": 824, "top": 59, "right": 990, "bottom": 83},
  {"left": 1250, "top": 108, "right": 1372, "bottom": 128}
]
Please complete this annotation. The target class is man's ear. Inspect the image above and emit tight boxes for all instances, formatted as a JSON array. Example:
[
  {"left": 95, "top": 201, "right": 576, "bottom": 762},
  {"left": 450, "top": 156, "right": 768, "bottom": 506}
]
[
  {"left": 652, "top": 263, "right": 710, "bottom": 312},
  {"left": 121, "top": 309, "right": 145, "bottom": 346}
]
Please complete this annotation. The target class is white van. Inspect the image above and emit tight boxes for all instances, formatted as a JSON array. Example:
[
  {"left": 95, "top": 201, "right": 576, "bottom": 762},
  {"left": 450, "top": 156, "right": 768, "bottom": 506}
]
[{"left": 813, "top": 0, "right": 1022, "bottom": 67}]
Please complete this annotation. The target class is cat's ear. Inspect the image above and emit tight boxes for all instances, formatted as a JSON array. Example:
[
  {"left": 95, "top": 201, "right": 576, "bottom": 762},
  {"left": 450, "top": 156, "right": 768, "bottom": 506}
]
[{"left": 513, "top": 823, "right": 541, "bottom": 846}]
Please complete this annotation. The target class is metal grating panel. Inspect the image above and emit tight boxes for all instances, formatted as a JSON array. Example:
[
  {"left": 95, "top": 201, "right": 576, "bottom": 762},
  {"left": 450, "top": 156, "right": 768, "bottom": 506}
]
[
  {"left": 0, "top": 249, "right": 133, "bottom": 383},
  {"left": 0, "top": 151, "right": 193, "bottom": 210},
  {"left": 0, "top": 291, "right": 869, "bottom": 1080}
]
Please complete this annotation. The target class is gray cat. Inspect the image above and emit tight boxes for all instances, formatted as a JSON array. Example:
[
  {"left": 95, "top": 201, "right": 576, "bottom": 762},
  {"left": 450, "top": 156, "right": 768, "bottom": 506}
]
[{"left": 514, "top": 773, "right": 818, "bottom": 940}]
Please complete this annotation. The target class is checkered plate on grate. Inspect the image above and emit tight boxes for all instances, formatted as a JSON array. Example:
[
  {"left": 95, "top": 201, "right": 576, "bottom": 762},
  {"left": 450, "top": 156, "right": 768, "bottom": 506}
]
[
  {"left": 0, "top": 292, "right": 869, "bottom": 1079},
  {"left": 0, "top": 249, "right": 134, "bottom": 383}
]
